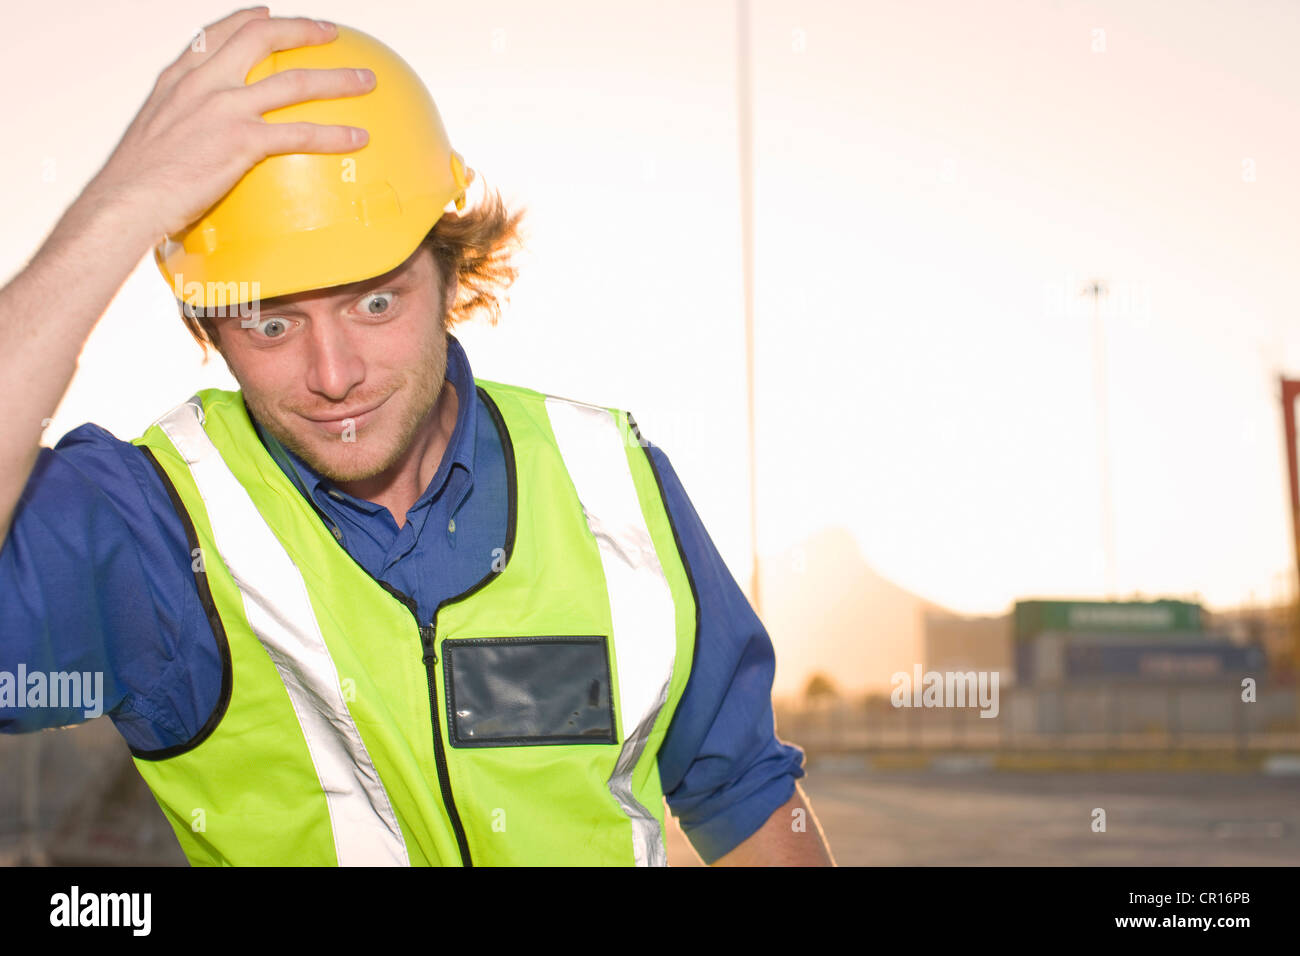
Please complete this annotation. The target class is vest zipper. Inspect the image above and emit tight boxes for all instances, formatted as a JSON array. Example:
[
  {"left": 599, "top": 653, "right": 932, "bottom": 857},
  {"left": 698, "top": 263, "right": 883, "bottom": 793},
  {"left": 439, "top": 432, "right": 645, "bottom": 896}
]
[
  {"left": 416, "top": 618, "right": 472, "bottom": 865},
  {"left": 420, "top": 624, "right": 437, "bottom": 665},
  {"left": 373, "top": 584, "right": 473, "bottom": 867},
  {"left": 406, "top": 607, "right": 471, "bottom": 866}
]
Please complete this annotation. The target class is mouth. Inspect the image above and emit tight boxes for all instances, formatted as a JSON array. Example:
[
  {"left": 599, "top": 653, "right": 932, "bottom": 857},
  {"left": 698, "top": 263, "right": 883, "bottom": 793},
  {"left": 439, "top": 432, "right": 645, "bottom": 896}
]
[{"left": 299, "top": 393, "right": 392, "bottom": 436}]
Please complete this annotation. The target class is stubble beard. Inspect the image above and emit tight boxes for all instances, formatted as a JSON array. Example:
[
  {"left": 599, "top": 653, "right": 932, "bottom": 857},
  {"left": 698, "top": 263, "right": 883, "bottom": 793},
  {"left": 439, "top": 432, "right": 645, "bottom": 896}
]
[{"left": 246, "top": 332, "right": 449, "bottom": 485}]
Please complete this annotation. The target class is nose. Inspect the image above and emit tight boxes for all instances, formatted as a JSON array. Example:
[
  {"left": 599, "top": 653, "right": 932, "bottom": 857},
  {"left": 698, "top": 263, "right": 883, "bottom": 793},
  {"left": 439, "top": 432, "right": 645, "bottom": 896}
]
[{"left": 302, "top": 313, "right": 366, "bottom": 401}]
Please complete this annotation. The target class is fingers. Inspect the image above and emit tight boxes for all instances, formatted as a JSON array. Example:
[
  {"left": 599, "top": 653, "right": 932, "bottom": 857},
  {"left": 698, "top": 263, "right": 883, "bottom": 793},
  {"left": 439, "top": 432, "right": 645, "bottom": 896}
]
[
  {"left": 160, "top": 7, "right": 270, "bottom": 87},
  {"left": 254, "top": 120, "right": 368, "bottom": 159},
  {"left": 194, "top": 6, "right": 272, "bottom": 56},
  {"left": 108, "top": 11, "right": 373, "bottom": 239},
  {"left": 200, "top": 16, "right": 342, "bottom": 95},
  {"left": 240, "top": 66, "right": 375, "bottom": 118}
]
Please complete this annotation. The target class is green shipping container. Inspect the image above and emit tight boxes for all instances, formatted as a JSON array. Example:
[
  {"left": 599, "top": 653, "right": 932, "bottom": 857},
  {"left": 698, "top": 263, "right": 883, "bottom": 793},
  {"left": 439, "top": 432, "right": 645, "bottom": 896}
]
[{"left": 1013, "top": 599, "right": 1203, "bottom": 643}]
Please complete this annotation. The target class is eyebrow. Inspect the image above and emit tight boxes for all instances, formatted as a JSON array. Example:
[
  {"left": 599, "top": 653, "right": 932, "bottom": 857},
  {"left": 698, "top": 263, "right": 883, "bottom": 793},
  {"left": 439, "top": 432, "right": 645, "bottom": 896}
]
[{"left": 254, "top": 272, "right": 410, "bottom": 313}]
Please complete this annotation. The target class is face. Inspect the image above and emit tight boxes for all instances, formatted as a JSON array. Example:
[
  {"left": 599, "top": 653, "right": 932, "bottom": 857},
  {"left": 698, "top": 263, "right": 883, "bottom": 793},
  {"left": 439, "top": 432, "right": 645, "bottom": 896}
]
[{"left": 208, "top": 244, "right": 455, "bottom": 485}]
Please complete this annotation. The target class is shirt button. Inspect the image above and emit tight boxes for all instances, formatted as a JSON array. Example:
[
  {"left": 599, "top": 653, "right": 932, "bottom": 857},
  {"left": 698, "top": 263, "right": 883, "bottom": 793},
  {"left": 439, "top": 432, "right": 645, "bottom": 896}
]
[
  {"left": 448, "top": 518, "right": 456, "bottom": 533},
  {"left": 331, "top": 526, "right": 343, "bottom": 541}
]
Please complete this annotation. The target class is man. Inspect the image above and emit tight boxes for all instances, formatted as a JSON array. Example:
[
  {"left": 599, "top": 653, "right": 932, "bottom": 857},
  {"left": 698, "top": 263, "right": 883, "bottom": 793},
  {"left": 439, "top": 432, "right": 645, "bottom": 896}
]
[{"left": 0, "top": 8, "right": 833, "bottom": 866}]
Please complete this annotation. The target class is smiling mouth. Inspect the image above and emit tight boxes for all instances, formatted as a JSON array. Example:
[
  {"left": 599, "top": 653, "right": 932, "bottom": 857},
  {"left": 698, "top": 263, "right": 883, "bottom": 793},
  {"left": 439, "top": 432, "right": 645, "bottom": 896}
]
[{"left": 300, "top": 394, "right": 391, "bottom": 434}]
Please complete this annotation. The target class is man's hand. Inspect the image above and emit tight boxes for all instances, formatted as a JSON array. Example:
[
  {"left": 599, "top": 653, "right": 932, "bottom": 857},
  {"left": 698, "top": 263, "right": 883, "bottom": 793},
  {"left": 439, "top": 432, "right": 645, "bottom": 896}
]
[
  {"left": 0, "top": 8, "right": 375, "bottom": 546},
  {"left": 87, "top": 6, "right": 375, "bottom": 240},
  {"left": 710, "top": 782, "right": 836, "bottom": 866}
]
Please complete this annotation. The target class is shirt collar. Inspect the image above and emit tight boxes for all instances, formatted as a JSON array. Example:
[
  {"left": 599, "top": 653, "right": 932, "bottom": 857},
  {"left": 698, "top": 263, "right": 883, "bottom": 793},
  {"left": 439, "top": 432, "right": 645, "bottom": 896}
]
[{"left": 251, "top": 331, "right": 478, "bottom": 514}]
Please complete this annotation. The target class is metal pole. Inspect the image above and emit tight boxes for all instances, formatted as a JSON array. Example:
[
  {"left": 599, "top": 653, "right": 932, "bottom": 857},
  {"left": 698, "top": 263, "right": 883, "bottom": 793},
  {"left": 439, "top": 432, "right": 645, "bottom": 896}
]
[
  {"left": 736, "top": 0, "right": 761, "bottom": 615},
  {"left": 1084, "top": 280, "right": 1117, "bottom": 597},
  {"left": 1280, "top": 378, "right": 1300, "bottom": 732},
  {"left": 1283, "top": 379, "right": 1300, "bottom": 600}
]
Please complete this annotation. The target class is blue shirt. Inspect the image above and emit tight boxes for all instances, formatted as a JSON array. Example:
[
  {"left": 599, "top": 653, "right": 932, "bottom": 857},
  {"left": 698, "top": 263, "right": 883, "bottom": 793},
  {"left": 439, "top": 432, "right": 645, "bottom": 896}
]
[{"left": 0, "top": 333, "right": 804, "bottom": 863}]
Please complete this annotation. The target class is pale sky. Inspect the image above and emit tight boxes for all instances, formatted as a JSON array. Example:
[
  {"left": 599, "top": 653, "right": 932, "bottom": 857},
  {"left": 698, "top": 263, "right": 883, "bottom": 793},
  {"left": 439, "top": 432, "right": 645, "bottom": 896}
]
[{"left": 3, "top": 0, "right": 1297, "bottom": 655}]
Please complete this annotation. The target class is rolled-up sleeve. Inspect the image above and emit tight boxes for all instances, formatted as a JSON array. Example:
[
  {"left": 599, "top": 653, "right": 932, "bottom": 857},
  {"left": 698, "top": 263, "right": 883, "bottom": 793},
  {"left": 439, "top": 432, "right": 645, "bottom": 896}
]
[
  {"left": 645, "top": 441, "right": 806, "bottom": 864},
  {"left": 0, "top": 424, "right": 216, "bottom": 749}
]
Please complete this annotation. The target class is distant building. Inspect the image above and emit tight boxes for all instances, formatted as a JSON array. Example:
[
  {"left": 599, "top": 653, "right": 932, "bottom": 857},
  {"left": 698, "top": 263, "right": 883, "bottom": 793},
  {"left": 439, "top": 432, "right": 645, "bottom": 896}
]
[
  {"left": 1013, "top": 599, "right": 1266, "bottom": 687},
  {"left": 1208, "top": 602, "right": 1298, "bottom": 677},
  {"left": 923, "top": 612, "right": 1012, "bottom": 678}
]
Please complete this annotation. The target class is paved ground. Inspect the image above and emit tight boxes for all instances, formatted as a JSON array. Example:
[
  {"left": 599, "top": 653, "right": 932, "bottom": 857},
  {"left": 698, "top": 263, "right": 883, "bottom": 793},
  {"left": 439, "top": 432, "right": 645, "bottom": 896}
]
[
  {"left": 6, "top": 723, "right": 1299, "bottom": 866},
  {"left": 666, "top": 766, "right": 1300, "bottom": 866}
]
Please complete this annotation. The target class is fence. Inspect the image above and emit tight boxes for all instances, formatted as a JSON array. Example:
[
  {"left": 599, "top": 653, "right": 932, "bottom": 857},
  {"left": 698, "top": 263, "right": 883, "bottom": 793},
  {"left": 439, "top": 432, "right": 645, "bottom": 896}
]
[
  {"left": 776, "top": 681, "right": 1300, "bottom": 756},
  {"left": 4, "top": 680, "right": 1300, "bottom": 865}
]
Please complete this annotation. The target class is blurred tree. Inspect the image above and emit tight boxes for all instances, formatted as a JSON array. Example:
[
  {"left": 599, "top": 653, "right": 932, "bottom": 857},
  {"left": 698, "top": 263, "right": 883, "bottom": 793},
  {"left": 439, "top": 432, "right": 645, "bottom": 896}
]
[{"left": 803, "top": 673, "right": 839, "bottom": 705}]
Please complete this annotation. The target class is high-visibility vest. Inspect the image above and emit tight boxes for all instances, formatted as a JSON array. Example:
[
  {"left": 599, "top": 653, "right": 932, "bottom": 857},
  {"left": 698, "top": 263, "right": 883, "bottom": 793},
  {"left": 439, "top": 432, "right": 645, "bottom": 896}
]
[{"left": 128, "top": 378, "right": 698, "bottom": 866}]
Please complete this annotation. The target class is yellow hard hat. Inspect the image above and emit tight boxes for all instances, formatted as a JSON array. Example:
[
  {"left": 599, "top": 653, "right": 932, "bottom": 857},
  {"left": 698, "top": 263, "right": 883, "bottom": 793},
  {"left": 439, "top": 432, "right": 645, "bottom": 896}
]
[{"left": 156, "top": 25, "right": 470, "bottom": 311}]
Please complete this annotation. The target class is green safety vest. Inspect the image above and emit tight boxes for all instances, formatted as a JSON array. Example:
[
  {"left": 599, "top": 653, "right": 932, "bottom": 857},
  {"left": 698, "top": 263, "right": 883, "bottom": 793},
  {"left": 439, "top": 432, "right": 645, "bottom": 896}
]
[{"left": 128, "top": 378, "right": 698, "bottom": 866}]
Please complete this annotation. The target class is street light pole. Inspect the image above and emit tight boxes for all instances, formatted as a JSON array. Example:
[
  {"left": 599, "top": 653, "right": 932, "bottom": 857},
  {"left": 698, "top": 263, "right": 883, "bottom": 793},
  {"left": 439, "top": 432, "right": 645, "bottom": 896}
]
[
  {"left": 1279, "top": 378, "right": 1300, "bottom": 728},
  {"left": 1083, "top": 279, "right": 1117, "bottom": 598},
  {"left": 736, "top": 0, "right": 761, "bottom": 615}
]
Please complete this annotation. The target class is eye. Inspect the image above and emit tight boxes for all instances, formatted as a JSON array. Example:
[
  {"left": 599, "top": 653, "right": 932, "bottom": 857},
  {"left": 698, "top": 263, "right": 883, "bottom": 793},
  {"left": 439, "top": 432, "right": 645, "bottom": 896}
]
[
  {"left": 249, "top": 315, "right": 292, "bottom": 339},
  {"left": 359, "top": 291, "right": 396, "bottom": 316}
]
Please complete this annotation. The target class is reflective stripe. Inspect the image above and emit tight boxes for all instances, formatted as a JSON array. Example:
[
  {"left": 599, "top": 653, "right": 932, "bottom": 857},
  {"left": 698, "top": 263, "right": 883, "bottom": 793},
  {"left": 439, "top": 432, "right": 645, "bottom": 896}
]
[
  {"left": 544, "top": 396, "right": 677, "bottom": 867},
  {"left": 155, "top": 397, "right": 410, "bottom": 867}
]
